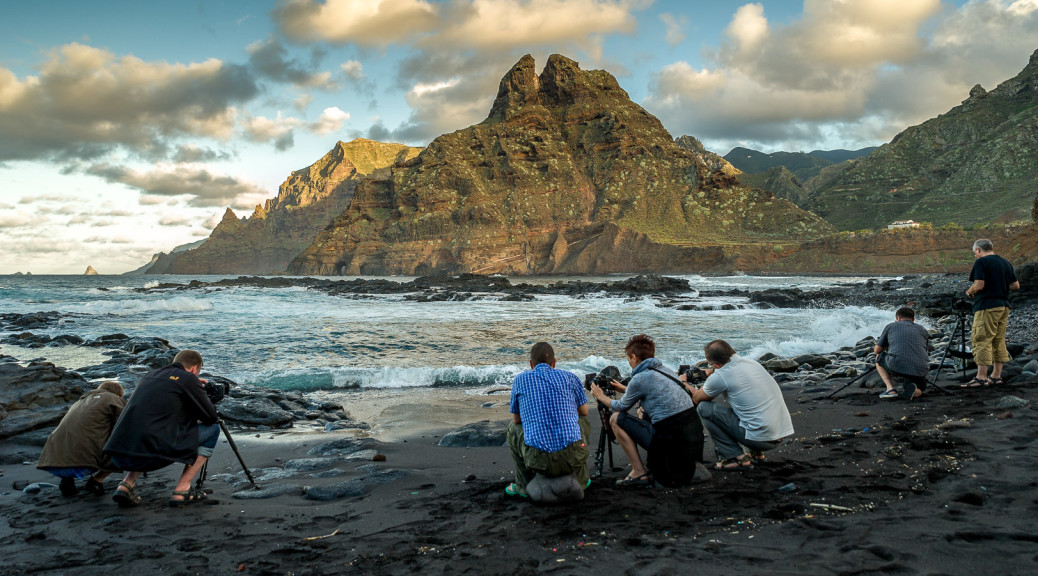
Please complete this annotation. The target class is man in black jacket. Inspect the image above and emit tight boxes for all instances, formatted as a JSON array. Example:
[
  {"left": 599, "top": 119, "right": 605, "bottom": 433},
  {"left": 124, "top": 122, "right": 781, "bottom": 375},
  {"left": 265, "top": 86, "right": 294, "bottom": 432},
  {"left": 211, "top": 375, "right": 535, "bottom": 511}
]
[{"left": 104, "top": 350, "right": 219, "bottom": 507}]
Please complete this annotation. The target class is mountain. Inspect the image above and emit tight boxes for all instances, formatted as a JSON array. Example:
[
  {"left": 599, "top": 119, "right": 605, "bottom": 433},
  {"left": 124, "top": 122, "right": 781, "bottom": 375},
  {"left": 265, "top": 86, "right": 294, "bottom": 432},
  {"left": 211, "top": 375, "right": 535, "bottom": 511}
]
[
  {"left": 84, "top": 266, "right": 98, "bottom": 275},
  {"left": 804, "top": 49, "right": 1038, "bottom": 230},
  {"left": 288, "top": 54, "right": 833, "bottom": 276},
  {"left": 149, "top": 139, "right": 421, "bottom": 274},
  {"left": 808, "top": 148, "right": 878, "bottom": 164},
  {"left": 724, "top": 147, "right": 838, "bottom": 183},
  {"left": 124, "top": 239, "right": 206, "bottom": 275}
]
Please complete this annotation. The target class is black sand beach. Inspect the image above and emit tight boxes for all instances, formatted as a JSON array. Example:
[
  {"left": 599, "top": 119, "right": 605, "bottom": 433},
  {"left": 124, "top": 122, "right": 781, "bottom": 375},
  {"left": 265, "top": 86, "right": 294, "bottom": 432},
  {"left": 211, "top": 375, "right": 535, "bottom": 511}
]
[{"left": 3, "top": 375, "right": 1037, "bottom": 576}]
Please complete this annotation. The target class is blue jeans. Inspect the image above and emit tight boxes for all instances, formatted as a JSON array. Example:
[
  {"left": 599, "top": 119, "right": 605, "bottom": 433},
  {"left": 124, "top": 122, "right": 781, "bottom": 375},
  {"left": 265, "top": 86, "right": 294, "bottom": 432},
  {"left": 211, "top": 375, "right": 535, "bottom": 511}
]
[{"left": 696, "top": 401, "right": 781, "bottom": 460}]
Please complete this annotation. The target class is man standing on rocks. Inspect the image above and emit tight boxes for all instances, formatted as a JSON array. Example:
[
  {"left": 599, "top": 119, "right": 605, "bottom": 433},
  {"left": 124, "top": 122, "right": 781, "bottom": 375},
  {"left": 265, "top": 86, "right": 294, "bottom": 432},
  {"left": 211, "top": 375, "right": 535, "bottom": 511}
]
[
  {"left": 874, "top": 307, "right": 932, "bottom": 400},
  {"left": 691, "top": 340, "right": 794, "bottom": 470},
  {"left": 964, "top": 239, "right": 1020, "bottom": 387},
  {"left": 505, "top": 342, "right": 590, "bottom": 499}
]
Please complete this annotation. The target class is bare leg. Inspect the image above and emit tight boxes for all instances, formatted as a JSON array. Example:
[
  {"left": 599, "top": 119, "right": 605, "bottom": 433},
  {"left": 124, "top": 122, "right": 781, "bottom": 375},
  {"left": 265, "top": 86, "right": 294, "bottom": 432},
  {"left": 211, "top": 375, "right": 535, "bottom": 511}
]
[
  {"left": 609, "top": 412, "right": 647, "bottom": 478},
  {"left": 92, "top": 472, "right": 111, "bottom": 482},
  {"left": 117, "top": 471, "right": 141, "bottom": 488},
  {"left": 876, "top": 363, "right": 895, "bottom": 391},
  {"left": 991, "top": 362, "right": 1004, "bottom": 379},
  {"left": 171, "top": 455, "right": 208, "bottom": 500},
  {"left": 976, "top": 364, "right": 990, "bottom": 380}
]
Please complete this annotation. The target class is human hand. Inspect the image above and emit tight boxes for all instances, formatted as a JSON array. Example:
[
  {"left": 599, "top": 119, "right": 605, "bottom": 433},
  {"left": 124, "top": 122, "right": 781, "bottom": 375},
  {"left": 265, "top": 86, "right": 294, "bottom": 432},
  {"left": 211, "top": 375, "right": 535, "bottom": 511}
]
[
  {"left": 965, "top": 289, "right": 974, "bottom": 298},
  {"left": 609, "top": 379, "right": 626, "bottom": 392}
]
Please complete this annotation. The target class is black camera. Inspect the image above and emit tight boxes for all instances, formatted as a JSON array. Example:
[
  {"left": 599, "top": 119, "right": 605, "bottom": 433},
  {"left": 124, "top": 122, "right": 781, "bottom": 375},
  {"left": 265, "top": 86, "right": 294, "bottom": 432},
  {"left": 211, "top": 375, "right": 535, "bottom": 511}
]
[
  {"left": 584, "top": 365, "right": 623, "bottom": 396},
  {"left": 202, "top": 375, "right": 233, "bottom": 404},
  {"left": 951, "top": 298, "right": 973, "bottom": 313},
  {"left": 678, "top": 364, "right": 708, "bottom": 387}
]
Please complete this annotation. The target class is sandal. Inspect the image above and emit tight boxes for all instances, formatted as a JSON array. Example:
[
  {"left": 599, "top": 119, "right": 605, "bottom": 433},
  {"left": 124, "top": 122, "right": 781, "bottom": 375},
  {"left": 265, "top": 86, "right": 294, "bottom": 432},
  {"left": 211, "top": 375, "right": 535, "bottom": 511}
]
[
  {"left": 59, "top": 477, "right": 79, "bottom": 498},
  {"left": 615, "top": 473, "right": 653, "bottom": 487},
  {"left": 989, "top": 377, "right": 1004, "bottom": 385},
  {"left": 168, "top": 487, "right": 208, "bottom": 507},
  {"left": 748, "top": 450, "right": 767, "bottom": 462},
  {"left": 504, "top": 482, "right": 528, "bottom": 498},
  {"left": 714, "top": 455, "right": 754, "bottom": 471},
  {"left": 84, "top": 478, "right": 106, "bottom": 496},
  {"left": 112, "top": 481, "right": 141, "bottom": 508},
  {"left": 960, "top": 377, "right": 990, "bottom": 388}
]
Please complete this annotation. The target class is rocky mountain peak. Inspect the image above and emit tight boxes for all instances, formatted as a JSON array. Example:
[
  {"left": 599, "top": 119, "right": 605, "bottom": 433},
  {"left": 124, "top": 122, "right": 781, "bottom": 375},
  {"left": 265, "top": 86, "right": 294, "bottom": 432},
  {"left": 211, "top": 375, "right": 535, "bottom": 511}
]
[
  {"left": 486, "top": 54, "right": 540, "bottom": 122},
  {"left": 84, "top": 266, "right": 98, "bottom": 275}
]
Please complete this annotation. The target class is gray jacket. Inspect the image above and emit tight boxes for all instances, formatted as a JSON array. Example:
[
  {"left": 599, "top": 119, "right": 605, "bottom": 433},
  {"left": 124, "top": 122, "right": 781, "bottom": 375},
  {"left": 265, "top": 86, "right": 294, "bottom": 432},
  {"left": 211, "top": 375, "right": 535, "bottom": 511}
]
[{"left": 609, "top": 358, "right": 694, "bottom": 423}]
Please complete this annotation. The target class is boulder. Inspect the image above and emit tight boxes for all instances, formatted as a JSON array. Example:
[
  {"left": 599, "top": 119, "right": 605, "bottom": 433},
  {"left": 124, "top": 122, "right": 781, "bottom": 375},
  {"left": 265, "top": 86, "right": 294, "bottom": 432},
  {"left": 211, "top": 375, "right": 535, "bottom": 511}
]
[
  {"left": 0, "top": 362, "right": 86, "bottom": 439},
  {"left": 217, "top": 397, "right": 295, "bottom": 428},
  {"left": 438, "top": 420, "right": 509, "bottom": 447},
  {"left": 762, "top": 358, "right": 799, "bottom": 372},
  {"left": 791, "top": 354, "right": 833, "bottom": 368},
  {"left": 526, "top": 474, "right": 585, "bottom": 504}
]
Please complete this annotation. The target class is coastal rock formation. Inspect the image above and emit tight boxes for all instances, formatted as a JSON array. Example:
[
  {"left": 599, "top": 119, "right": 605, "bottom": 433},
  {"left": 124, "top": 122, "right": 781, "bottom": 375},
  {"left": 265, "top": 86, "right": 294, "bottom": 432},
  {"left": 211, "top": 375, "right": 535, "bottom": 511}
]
[
  {"left": 152, "top": 139, "right": 421, "bottom": 274},
  {"left": 83, "top": 266, "right": 98, "bottom": 275},
  {"left": 0, "top": 362, "right": 86, "bottom": 441},
  {"left": 289, "top": 54, "right": 833, "bottom": 275},
  {"left": 802, "top": 49, "right": 1038, "bottom": 230}
]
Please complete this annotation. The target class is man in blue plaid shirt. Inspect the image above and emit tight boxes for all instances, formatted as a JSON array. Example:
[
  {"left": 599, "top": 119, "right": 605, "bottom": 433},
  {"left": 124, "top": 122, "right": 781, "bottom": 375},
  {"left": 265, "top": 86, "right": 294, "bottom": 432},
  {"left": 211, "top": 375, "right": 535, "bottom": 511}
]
[{"left": 505, "top": 342, "right": 590, "bottom": 498}]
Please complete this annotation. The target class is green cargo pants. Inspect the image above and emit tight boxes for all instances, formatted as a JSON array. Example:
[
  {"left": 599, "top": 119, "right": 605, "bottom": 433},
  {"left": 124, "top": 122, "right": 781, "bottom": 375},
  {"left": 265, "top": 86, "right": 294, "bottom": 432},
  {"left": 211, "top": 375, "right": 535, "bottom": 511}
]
[{"left": 507, "top": 416, "right": 591, "bottom": 494}]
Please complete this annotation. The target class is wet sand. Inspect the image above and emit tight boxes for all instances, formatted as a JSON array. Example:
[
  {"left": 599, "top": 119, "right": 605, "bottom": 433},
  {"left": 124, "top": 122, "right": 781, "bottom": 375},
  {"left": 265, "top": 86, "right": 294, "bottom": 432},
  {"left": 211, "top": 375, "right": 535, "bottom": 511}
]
[{"left": 3, "top": 375, "right": 1037, "bottom": 575}]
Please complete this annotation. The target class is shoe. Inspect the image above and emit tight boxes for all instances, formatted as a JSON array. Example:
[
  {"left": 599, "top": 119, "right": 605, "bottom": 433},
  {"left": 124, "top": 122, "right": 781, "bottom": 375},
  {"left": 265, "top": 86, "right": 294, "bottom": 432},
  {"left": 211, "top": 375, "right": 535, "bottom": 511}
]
[
  {"left": 960, "top": 377, "right": 990, "bottom": 389},
  {"left": 584, "top": 479, "right": 591, "bottom": 489},
  {"left": 615, "top": 473, "right": 653, "bottom": 487},
  {"left": 84, "top": 478, "right": 105, "bottom": 496},
  {"left": 989, "top": 377, "right": 1004, "bottom": 385},
  {"left": 168, "top": 487, "right": 208, "bottom": 508},
  {"left": 899, "top": 381, "right": 918, "bottom": 401},
  {"left": 879, "top": 389, "right": 898, "bottom": 399},
  {"left": 714, "top": 455, "right": 753, "bottom": 471},
  {"left": 504, "top": 482, "right": 528, "bottom": 498},
  {"left": 748, "top": 450, "right": 766, "bottom": 462},
  {"left": 112, "top": 481, "right": 141, "bottom": 508},
  {"left": 59, "top": 477, "right": 78, "bottom": 498}
]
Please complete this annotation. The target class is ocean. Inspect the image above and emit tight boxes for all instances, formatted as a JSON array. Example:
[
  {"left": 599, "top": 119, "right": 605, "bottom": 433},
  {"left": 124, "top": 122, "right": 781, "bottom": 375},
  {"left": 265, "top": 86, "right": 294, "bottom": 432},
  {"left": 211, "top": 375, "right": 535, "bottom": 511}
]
[{"left": 0, "top": 274, "right": 901, "bottom": 394}]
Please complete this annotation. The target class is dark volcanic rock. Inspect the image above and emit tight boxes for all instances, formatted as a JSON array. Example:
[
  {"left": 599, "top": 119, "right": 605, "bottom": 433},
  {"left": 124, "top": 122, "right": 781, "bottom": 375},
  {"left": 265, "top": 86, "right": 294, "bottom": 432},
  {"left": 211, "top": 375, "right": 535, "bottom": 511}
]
[
  {"left": 438, "top": 420, "right": 509, "bottom": 447},
  {"left": 217, "top": 397, "right": 295, "bottom": 428},
  {"left": 0, "top": 362, "right": 86, "bottom": 439}
]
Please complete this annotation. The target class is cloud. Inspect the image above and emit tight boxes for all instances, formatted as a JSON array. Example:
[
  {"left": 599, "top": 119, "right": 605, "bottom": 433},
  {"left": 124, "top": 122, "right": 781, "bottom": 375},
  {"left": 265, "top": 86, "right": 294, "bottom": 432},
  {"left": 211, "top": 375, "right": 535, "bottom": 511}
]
[
  {"left": 243, "top": 112, "right": 300, "bottom": 150},
  {"left": 172, "top": 145, "right": 234, "bottom": 163},
  {"left": 0, "top": 211, "right": 32, "bottom": 228},
  {"left": 659, "top": 13, "right": 686, "bottom": 48},
  {"left": 246, "top": 37, "right": 337, "bottom": 89},
  {"left": 341, "top": 60, "right": 364, "bottom": 81},
  {"left": 159, "top": 214, "right": 194, "bottom": 226},
  {"left": 274, "top": 0, "right": 440, "bottom": 46},
  {"left": 0, "top": 43, "right": 259, "bottom": 163},
  {"left": 645, "top": 0, "right": 1038, "bottom": 152},
  {"left": 85, "top": 163, "right": 270, "bottom": 209},
  {"left": 310, "top": 107, "right": 350, "bottom": 134}
]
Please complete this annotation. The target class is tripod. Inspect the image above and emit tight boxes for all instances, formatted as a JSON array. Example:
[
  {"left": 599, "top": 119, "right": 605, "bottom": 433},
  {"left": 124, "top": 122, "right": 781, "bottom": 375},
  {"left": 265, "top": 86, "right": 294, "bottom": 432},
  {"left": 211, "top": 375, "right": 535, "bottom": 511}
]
[
  {"left": 930, "top": 309, "right": 972, "bottom": 385},
  {"left": 592, "top": 404, "right": 616, "bottom": 478},
  {"left": 195, "top": 418, "right": 258, "bottom": 492}
]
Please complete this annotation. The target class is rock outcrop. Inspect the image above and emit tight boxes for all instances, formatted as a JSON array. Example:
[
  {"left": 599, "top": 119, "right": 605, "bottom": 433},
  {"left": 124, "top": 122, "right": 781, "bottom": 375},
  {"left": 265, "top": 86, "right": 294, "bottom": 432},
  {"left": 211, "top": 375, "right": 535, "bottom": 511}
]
[
  {"left": 289, "top": 54, "right": 833, "bottom": 275},
  {"left": 83, "top": 266, "right": 98, "bottom": 275},
  {"left": 151, "top": 139, "right": 421, "bottom": 274},
  {"left": 803, "top": 49, "right": 1038, "bottom": 230}
]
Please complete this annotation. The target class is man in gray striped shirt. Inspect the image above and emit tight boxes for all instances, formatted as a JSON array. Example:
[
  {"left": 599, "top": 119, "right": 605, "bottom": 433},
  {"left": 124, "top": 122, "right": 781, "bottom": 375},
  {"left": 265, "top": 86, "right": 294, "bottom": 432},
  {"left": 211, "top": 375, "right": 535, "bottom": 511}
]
[{"left": 875, "top": 307, "right": 933, "bottom": 400}]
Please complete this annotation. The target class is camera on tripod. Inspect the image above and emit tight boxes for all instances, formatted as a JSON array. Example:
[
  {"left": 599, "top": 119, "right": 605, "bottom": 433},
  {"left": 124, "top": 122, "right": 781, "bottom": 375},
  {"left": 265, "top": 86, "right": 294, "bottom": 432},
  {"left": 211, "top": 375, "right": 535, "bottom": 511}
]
[
  {"left": 951, "top": 298, "right": 973, "bottom": 313},
  {"left": 584, "top": 365, "right": 623, "bottom": 397},
  {"left": 202, "top": 375, "right": 232, "bottom": 404}
]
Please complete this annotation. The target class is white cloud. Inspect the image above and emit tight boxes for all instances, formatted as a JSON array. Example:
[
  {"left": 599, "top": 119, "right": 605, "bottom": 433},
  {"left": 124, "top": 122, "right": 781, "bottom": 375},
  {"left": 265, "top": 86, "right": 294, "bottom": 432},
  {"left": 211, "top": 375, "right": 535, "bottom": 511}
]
[
  {"left": 85, "top": 163, "right": 271, "bottom": 209},
  {"left": 310, "top": 107, "right": 350, "bottom": 135},
  {"left": 341, "top": 60, "right": 364, "bottom": 80},
  {"left": 274, "top": 0, "right": 439, "bottom": 46},
  {"left": 659, "top": 13, "right": 686, "bottom": 48},
  {"left": 646, "top": 0, "right": 1038, "bottom": 152},
  {"left": 243, "top": 112, "right": 302, "bottom": 150}
]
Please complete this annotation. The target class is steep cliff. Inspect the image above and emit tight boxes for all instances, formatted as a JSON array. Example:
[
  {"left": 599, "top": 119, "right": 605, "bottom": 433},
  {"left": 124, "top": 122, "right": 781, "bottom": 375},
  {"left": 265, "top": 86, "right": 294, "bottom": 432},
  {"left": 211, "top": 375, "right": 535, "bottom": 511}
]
[
  {"left": 289, "top": 55, "right": 833, "bottom": 276},
  {"left": 155, "top": 139, "right": 421, "bottom": 274},
  {"left": 804, "top": 49, "right": 1038, "bottom": 230}
]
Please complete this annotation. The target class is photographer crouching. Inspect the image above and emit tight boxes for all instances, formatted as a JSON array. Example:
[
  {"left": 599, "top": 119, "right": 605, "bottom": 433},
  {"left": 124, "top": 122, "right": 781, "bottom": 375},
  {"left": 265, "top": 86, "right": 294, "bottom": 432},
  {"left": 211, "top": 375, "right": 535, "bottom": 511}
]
[
  {"left": 689, "top": 340, "right": 793, "bottom": 471},
  {"left": 589, "top": 335, "right": 705, "bottom": 487},
  {"left": 103, "top": 350, "right": 220, "bottom": 508}
]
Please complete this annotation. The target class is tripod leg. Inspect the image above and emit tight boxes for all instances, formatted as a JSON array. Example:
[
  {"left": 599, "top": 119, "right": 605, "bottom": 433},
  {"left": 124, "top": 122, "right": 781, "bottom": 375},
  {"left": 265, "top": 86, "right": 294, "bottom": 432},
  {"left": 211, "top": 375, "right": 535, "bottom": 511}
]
[
  {"left": 219, "top": 419, "right": 258, "bottom": 487},
  {"left": 825, "top": 366, "right": 876, "bottom": 399}
]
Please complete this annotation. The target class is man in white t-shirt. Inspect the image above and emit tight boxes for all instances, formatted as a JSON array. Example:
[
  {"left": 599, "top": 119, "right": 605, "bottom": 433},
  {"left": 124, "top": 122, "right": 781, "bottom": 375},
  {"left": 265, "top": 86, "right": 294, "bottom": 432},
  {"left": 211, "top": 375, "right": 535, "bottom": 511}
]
[{"left": 688, "top": 340, "right": 794, "bottom": 471}]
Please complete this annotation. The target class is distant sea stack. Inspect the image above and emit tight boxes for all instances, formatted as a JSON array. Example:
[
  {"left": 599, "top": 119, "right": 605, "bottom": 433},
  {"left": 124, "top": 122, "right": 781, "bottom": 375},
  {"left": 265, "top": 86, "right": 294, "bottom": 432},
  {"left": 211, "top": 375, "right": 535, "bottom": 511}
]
[
  {"left": 84, "top": 266, "right": 98, "bottom": 275},
  {"left": 288, "top": 54, "right": 832, "bottom": 276},
  {"left": 149, "top": 139, "right": 422, "bottom": 275}
]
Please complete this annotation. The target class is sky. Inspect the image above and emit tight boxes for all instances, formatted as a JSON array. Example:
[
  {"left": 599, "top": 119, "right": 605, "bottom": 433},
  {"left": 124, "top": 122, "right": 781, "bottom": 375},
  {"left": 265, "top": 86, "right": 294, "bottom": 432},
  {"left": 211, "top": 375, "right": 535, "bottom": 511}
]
[{"left": 1, "top": 0, "right": 1036, "bottom": 275}]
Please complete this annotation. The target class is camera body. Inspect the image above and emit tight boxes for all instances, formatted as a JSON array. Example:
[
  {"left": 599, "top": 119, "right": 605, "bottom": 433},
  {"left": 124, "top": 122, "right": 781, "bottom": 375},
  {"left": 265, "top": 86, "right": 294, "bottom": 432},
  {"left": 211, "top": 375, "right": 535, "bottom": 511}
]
[
  {"left": 951, "top": 298, "right": 973, "bottom": 313},
  {"left": 584, "top": 365, "right": 623, "bottom": 397},
  {"left": 678, "top": 364, "right": 708, "bottom": 387},
  {"left": 202, "top": 376, "right": 232, "bottom": 404}
]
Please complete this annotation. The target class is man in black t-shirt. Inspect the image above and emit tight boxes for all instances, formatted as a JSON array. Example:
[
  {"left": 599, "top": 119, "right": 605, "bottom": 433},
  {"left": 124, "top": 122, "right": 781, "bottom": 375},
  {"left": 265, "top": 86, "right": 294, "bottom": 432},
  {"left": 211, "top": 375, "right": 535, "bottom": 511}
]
[{"left": 964, "top": 239, "right": 1020, "bottom": 387}]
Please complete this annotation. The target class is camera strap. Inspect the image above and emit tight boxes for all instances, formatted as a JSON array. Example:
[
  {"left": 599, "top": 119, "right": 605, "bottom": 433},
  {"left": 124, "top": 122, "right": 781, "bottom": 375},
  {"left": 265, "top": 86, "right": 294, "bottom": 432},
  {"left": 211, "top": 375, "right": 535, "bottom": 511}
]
[{"left": 649, "top": 367, "right": 694, "bottom": 399}]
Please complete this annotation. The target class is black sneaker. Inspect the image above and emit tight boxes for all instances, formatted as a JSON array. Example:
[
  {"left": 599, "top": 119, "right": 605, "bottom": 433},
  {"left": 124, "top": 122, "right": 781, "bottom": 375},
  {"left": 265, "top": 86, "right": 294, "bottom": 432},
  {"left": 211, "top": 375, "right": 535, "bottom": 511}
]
[{"left": 59, "top": 477, "right": 78, "bottom": 497}]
